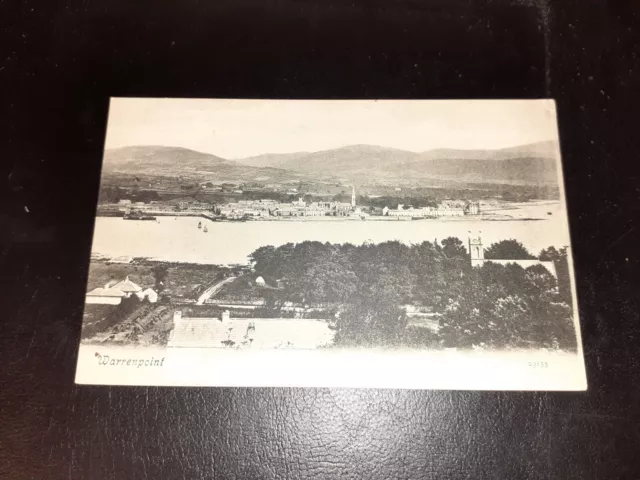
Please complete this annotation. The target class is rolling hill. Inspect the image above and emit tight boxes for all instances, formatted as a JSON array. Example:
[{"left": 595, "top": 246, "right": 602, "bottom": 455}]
[
  {"left": 101, "top": 146, "right": 302, "bottom": 185},
  {"left": 101, "top": 141, "right": 560, "bottom": 188},
  {"left": 103, "top": 146, "right": 233, "bottom": 172},
  {"left": 234, "top": 141, "right": 559, "bottom": 185}
]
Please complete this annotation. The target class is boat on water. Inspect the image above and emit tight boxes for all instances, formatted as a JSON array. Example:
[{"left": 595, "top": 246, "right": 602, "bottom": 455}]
[
  {"left": 203, "top": 226, "right": 208, "bottom": 233},
  {"left": 198, "top": 221, "right": 202, "bottom": 229}
]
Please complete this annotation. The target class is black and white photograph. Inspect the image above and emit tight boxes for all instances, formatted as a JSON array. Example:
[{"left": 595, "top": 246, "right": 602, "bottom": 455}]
[{"left": 75, "top": 98, "right": 586, "bottom": 389}]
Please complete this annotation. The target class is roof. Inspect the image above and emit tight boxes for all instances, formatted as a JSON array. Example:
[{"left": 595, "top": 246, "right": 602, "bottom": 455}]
[
  {"left": 168, "top": 318, "right": 334, "bottom": 349},
  {"left": 87, "top": 287, "right": 126, "bottom": 297},
  {"left": 110, "top": 276, "right": 142, "bottom": 293}
]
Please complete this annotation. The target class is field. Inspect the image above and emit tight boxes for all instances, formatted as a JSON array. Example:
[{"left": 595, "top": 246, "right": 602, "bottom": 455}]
[
  {"left": 86, "top": 260, "right": 233, "bottom": 300},
  {"left": 82, "top": 303, "right": 174, "bottom": 346}
]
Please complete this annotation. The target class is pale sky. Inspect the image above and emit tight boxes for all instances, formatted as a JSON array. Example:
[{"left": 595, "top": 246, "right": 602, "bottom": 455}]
[{"left": 104, "top": 98, "right": 560, "bottom": 158}]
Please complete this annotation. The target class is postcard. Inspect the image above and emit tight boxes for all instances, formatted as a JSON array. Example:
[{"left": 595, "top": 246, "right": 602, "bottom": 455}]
[{"left": 75, "top": 98, "right": 587, "bottom": 390}]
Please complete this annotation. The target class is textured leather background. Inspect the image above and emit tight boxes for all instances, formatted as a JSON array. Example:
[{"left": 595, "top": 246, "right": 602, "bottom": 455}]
[{"left": 2, "top": 0, "right": 640, "bottom": 478}]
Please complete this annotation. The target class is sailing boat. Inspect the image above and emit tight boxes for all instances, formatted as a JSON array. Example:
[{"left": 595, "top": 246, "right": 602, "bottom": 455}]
[
  {"left": 198, "top": 221, "right": 202, "bottom": 229},
  {"left": 203, "top": 225, "right": 208, "bottom": 233}
]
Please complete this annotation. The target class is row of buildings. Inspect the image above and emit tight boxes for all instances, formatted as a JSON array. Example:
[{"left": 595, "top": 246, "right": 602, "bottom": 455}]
[
  {"left": 219, "top": 188, "right": 359, "bottom": 218},
  {"left": 116, "top": 199, "right": 212, "bottom": 214},
  {"left": 385, "top": 201, "right": 480, "bottom": 218},
  {"left": 109, "top": 189, "right": 481, "bottom": 219},
  {"left": 219, "top": 198, "right": 357, "bottom": 218}
]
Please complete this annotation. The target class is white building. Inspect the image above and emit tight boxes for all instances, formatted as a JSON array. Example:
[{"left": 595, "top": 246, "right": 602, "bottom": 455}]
[
  {"left": 86, "top": 287, "right": 126, "bottom": 305},
  {"left": 109, "top": 276, "right": 143, "bottom": 295},
  {"left": 136, "top": 288, "right": 158, "bottom": 303},
  {"left": 85, "top": 276, "right": 157, "bottom": 305}
]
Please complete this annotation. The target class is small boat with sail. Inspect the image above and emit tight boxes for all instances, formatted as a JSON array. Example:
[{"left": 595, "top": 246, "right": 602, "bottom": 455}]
[
  {"left": 203, "top": 225, "right": 208, "bottom": 233},
  {"left": 198, "top": 221, "right": 202, "bottom": 229}
]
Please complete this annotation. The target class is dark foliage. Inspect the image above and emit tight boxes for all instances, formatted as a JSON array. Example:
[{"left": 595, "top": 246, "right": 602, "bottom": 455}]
[
  {"left": 484, "top": 239, "right": 536, "bottom": 259},
  {"left": 249, "top": 238, "right": 576, "bottom": 351},
  {"left": 153, "top": 264, "right": 169, "bottom": 294},
  {"left": 539, "top": 246, "right": 573, "bottom": 305}
]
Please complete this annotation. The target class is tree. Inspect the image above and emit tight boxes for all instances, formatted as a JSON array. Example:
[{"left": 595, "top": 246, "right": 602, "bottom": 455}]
[
  {"left": 440, "top": 237, "right": 467, "bottom": 259},
  {"left": 438, "top": 262, "right": 576, "bottom": 351},
  {"left": 539, "top": 246, "right": 572, "bottom": 305},
  {"left": 297, "top": 256, "right": 358, "bottom": 306},
  {"left": 334, "top": 301, "right": 407, "bottom": 347},
  {"left": 332, "top": 262, "right": 413, "bottom": 347},
  {"left": 484, "top": 239, "right": 535, "bottom": 260},
  {"left": 153, "top": 264, "right": 169, "bottom": 294}
]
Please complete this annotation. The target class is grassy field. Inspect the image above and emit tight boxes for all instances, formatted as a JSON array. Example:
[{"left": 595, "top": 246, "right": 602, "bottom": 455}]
[
  {"left": 86, "top": 260, "right": 234, "bottom": 300},
  {"left": 81, "top": 302, "right": 175, "bottom": 347}
]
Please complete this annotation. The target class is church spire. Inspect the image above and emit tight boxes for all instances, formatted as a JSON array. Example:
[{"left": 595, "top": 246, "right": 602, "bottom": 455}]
[{"left": 351, "top": 185, "right": 356, "bottom": 208}]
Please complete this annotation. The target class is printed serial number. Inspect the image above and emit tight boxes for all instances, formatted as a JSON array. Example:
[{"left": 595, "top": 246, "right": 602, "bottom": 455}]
[{"left": 528, "top": 361, "right": 549, "bottom": 368}]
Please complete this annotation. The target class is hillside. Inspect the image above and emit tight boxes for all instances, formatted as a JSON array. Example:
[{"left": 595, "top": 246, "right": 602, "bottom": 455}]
[
  {"left": 235, "top": 141, "right": 559, "bottom": 185},
  {"left": 234, "top": 151, "right": 311, "bottom": 168},
  {"left": 102, "top": 141, "right": 560, "bottom": 188},
  {"left": 103, "top": 146, "right": 232, "bottom": 172},
  {"left": 101, "top": 146, "right": 303, "bottom": 185}
]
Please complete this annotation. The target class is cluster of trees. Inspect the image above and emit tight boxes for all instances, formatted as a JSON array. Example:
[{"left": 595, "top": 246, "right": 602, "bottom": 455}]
[
  {"left": 360, "top": 196, "right": 439, "bottom": 209},
  {"left": 98, "top": 186, "right": 161, "bottom": 204},
  {"left": 249, "top": 238, "right": 576, "bottom": 351},
  {"left": 499, "top": 184, "right": 560, "bottom": 202}
]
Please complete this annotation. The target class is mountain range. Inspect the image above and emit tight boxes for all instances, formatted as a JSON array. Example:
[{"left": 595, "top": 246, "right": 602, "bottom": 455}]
[{"left": 103, "top": 140, "right": 559, "bottom": 186}]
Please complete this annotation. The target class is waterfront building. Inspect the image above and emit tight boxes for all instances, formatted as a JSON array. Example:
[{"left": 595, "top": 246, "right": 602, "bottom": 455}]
[
  {"left": 177, "top": 200, "right": 213, "bottom": 212},
  {"left": 465, "top": 202, "right": 481, "bottom": 215}
]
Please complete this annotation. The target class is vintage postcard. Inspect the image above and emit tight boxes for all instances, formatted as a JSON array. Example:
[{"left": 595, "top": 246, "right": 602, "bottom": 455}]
[{"left": 75, "top": 98, "right": 587, "bottom": 390}]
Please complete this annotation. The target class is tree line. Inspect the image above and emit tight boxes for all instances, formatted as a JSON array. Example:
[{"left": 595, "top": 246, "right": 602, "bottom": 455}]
[{"left": 249, "top": 238, "right": 576, "bottom": 351}]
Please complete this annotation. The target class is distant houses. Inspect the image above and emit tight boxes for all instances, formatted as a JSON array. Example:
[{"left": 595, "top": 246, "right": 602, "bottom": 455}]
[
  {"left": 86, "top": 276, "right": 158, "bottom": 305},
  {"left": 384, "top": 201, "right": 480, "bottom": 218}
]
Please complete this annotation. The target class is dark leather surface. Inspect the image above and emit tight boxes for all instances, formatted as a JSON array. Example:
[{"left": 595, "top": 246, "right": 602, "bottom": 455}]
[{"left": 2, "top": 0, "right": 640, "bottom": 478}]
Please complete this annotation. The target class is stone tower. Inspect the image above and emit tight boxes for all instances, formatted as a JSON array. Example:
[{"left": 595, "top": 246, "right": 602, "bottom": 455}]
[
  {"left": 351, "top": 185, "right": 356, "bottom": 208},
  {"left": 469, "top": 233, "right": 484, "bottom": 266}
]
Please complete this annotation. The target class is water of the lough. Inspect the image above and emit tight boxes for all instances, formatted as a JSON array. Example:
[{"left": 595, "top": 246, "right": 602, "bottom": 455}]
[{"left": 90, "top": 201, "right": 571, "bottom": 265}]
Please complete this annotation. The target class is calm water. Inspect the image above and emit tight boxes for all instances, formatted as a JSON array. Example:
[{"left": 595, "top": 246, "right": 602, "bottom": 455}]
[{"left": 91, "top": 202, "right": 571, "bottom": 265}]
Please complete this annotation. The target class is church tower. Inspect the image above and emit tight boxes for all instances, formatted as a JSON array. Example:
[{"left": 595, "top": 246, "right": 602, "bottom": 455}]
[
  {"left": 469, "top": 233, "right": 484, "bottom": 266},
  {"left": 351, "top": 185, "right": 356, "bottom": 208}
]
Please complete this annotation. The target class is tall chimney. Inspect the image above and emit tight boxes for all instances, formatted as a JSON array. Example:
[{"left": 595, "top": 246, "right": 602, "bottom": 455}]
[{"left": 173, "top": 310, "right": 182, "bottom": 327}]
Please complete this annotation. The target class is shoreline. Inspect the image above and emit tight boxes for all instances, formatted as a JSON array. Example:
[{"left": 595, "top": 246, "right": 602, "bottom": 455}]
[
  {"left": 97, "top": 199, "right": 560, "bottom": 223},
  {"left": 97, "top": 214, "right": 549, "bottom": 223}
]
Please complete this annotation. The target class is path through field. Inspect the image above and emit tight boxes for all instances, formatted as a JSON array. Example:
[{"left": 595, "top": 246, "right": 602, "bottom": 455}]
[{"left": 196, "top": 276, "right": 237, "bottom": 305}]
